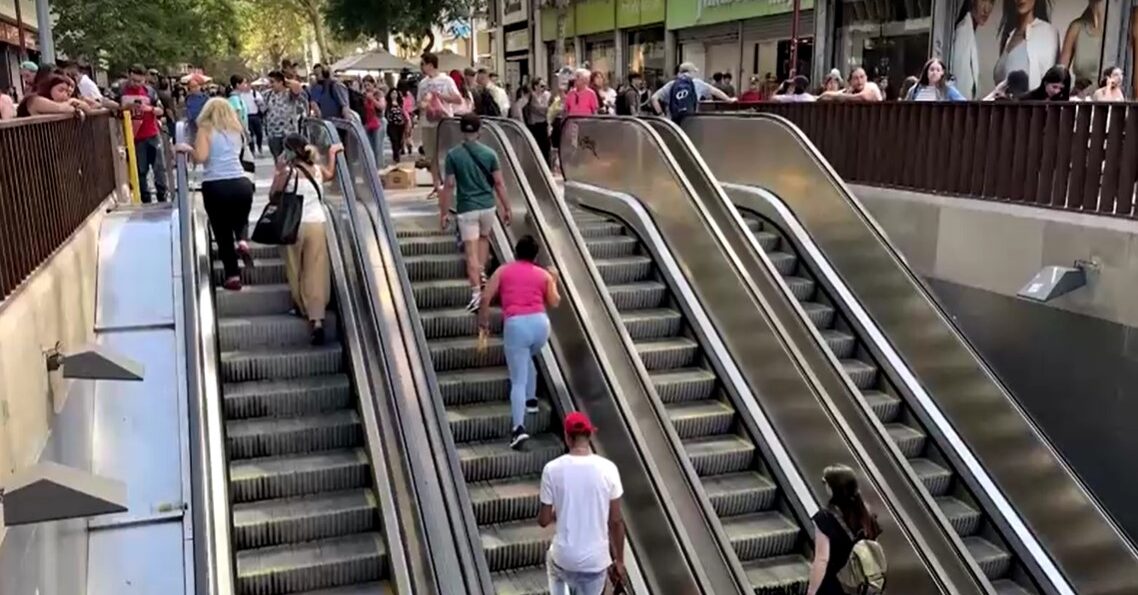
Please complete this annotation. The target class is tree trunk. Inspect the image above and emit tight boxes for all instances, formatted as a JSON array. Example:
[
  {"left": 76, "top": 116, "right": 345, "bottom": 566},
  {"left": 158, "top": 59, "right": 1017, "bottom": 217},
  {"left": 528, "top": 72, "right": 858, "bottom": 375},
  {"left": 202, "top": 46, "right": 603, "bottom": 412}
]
[
  {"left": 296, "top": 0, "right": 331, "bottom": 63},
  {"left": 554, "top": 2, "right": 568, "bottom": 74}
]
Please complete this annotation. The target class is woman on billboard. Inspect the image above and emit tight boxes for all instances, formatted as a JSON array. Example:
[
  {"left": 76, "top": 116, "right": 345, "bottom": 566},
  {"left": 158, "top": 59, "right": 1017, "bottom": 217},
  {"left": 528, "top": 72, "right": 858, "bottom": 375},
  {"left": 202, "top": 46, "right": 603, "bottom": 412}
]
[
  {"left": 1058, "top": 0, "right": 1105, "bottom": 85},
  {"left": 951, "top": 0, "right": 996, "bottom": 99},
  {"left": 993, "top": 0, "right": 1059, "bottom": 90}
]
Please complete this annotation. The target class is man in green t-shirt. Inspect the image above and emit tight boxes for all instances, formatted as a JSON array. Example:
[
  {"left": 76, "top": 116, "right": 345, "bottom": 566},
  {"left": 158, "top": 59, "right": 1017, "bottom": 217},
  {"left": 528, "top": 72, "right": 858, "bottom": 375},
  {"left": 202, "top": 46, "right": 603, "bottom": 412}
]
[{"left": 440, "top": 113, "right": 512, "bottom": 311}]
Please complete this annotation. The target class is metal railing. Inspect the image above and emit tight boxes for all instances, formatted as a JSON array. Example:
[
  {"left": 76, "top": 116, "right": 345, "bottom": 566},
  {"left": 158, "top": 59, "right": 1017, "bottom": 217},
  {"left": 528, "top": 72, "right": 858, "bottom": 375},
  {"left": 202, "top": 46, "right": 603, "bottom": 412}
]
[
  {"left": 0, "top": 112, "right": 119, "bottom": 300},
  {"left": 701, "top": 102, "right": 1138, "bottom": 218}
]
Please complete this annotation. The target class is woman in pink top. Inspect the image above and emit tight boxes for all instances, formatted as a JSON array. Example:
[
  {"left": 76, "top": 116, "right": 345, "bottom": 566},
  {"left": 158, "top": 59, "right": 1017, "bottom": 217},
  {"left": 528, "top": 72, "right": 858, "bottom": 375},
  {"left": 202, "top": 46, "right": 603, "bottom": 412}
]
[
  {"left": 479, "top": 235, "right": 561, "bottom": 449},
  {"left": 564, "top": 69, "right": 599, "bottom": 116}
]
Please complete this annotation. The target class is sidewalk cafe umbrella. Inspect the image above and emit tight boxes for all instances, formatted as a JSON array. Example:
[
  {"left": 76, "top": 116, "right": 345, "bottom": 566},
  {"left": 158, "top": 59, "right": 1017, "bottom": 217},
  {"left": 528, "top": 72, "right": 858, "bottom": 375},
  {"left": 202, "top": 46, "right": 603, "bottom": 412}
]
[
  {"left": 331, "top": 49, "right": 416, "bottom": 72},
  {"left": 434, "top": 49, "right": 473, "bottom": 72}
]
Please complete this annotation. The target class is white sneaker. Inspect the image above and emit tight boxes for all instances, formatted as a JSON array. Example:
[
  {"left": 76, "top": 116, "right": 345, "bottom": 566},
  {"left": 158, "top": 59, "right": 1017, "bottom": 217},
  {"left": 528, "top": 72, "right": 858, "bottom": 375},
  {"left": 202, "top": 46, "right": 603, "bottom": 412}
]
[{"left": 465, "top": 292, "right": 481, "bottom": 312}]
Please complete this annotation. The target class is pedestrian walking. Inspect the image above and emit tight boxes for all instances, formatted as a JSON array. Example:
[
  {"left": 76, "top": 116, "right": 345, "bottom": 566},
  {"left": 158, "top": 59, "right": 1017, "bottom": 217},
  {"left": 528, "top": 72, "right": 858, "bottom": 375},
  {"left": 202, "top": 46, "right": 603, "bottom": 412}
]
[
  {"left": 120, "top": 65, "right": 168, "bottom": 202},
  {"left": 808, "top": 464, "right": 885, "bottom": 595},
  {"left": 263, "top": 71, "right": 308, "bottom": 160},
  {"left": 385, "top": 88, "right": 408, "bottom": 163},
  {"left": 650, "top": 62, "right": 734, "bottom": 123}
]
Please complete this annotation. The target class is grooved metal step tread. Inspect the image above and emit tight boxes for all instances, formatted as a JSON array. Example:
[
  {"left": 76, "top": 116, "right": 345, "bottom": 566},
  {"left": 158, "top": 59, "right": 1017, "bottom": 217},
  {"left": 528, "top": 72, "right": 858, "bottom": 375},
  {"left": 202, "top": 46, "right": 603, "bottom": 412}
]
[
  {"left": 399, "top": 234, "right": 460, "bottom": 256},
  {"left": 752, "top": 230, "right": 780, "bottom": 251},
  {"left": 783, "top": 276, "right": 816, "bottom": 301},
  {"left": 992, "top": 579, "right": 1034, "bottom": 595},
  {"left": 421, "top": 306, "right": 503, "bottom": 338},
  {"left": 213, "top": 258, "right": 287, "bottom": 285},
  {"left": 221, "top": 344, "right": 344, "bottom": 382},
  {"left": 594, "top": 255, "right": 654, "bottom": 284},
  {"left": 742, "top": 554, "right": 811, "bottom": 592},
  {"left": 224, "top": 375, "right": 353, "bottom": 419},
  {"left": 634, "top": 337, "right": 699, "bottom": 370},
  {"left": 447, "top": 400, "right": 553, "bottom": 442},
  {"left": 293, "top": 581, "right": 394, "bottom": 595},
  {"left": 575, "top": 220, "right": 624, "bottom": 237},
  {"left": 395, "top": 225, "right": 447, "bottom": 238},
  {"left": 741, "top": 218, "right": 762, "bottom": 232},
  {"left": 665, "top": 399, "right": 736, "bottom": 439},
  {"left": 428, "top": 335, "right": 506, "bottom": 370},
  {"left": 481, "top": 519, "right": 557, "bottom": 571},
  {"left": 885, "top": 423, "right": 926, "bottom": 458},
  {"left": 935, "top": 495, "right": 982, "bottom": 536},
  {"left": 219, "top": 313, "right": 340, "bottom": 350},
  {"left": 910, "top": 457, "right": 953, "bottom": 496},
  {"left": 584, "top": 234, "right": 639, "bottom": 258},
  {"left": 650, "top": 368, "right": 718, "bottom": 403},
  {"left": 235, "top": 533, "right": 387, "bottom": 593},
  {"left": 703, "top": 471, "right": 779, "bottom": 517},
  {"left": 491, "top": 565, "right": 549, "bottom": 595},
  {"left": 863, "top": 390, "right": 902, "bottom": 422},
  {"left": 684, "top": 434, "right": 755, "bottom": 476},
  {"left": 404, "top": 253, "right": 467, "bottom": 280},
  {"left": 799, "top": 301, "right": 834, "bottom": 329},
  {"left": 840, "top": 359, "right": 878, "bottom": 390},
  {"left": 227, "top": 410, "right": 362, "bottom": 459},
  {"left": 437, "top": 367, "right": 514, "bottom": 405},
  {"left": 607, "top": 281, "right": 667, "bottom": 310},
  {"left": 457, "top": 433, "right": 564, "bottom": 482},
  {"left": 212, "top": 241, "right": 280, "bottom": 259},
  {"left": 722, "top": 511, "right": 801, "bottom": 560},
  {"left": 765, "top": 251, "right": 798, "bottom": 275},
  {"left": 820, "top": 329, "right": 856, "bottom": 359},
  {"left": 963, "top": 535, "right": 1013, "bottom": 579},
  {"left": 232, "top": 489, "right": 378, "bottom": 549},
  {"left": 469, "top": 475, "right": 542, "bottom": 525},
  {"left": 411, "top": 278, "right": 475, "bottom": 309},
  {"left": 620, "top": 308, "right": 683, "bottom": 340},
  {"left": 218, "top": 284, "right": 294, "bottom": 317},
  {"left": 229, "top": 449, "right": 370, "bottom": 503}
]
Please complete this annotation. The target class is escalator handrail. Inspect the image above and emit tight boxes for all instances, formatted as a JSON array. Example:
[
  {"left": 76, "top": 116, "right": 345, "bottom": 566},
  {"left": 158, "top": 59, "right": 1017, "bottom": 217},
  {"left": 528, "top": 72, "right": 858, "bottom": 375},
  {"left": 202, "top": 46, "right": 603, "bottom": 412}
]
[
  {"left": 320, "top": 117, "right": 492, "bottom": 594},
  {"left": 725, "top": 182, "right": 1071, "bottom": 593},
  {"left": 176, "top": 148, "right": 237, "bottom": 595},
  {"left": 480, "top": 117, "right": 751, "bottom": 594}
]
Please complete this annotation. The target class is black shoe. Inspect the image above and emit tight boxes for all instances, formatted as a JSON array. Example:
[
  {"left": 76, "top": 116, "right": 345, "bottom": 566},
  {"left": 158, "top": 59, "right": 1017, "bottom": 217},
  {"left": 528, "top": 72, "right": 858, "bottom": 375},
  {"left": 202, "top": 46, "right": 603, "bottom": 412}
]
[
  {"left": 510, "top": 426, "right": 530, "bottom": 450},
  {"left": 311, "top": 325, "right": 326, "bottom": 346},
  {"left": 525, "top": 399, "right": 539, "bottom": 414}
]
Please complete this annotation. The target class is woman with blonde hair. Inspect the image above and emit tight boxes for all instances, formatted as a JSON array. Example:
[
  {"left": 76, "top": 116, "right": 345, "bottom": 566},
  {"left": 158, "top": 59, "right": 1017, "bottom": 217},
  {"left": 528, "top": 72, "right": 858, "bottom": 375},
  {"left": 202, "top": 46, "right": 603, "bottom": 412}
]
[{"left": 175, "top": 97, "right": 255, "bottom": 291}]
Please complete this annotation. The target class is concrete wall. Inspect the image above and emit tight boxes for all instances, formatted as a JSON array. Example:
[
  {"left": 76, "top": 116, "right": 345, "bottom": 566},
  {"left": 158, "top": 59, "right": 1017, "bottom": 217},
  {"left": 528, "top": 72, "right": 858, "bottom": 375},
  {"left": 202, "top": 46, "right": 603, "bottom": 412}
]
[{"left": 0, "top": 204, "right": 105, "bottom": 595}]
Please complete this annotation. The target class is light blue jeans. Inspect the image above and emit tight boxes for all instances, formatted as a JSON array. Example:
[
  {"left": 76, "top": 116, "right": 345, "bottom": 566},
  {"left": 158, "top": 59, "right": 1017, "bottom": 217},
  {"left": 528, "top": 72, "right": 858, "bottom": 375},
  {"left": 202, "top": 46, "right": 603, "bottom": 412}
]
[
  {"left": 502, "top": 312, "right": 550, "bottom": 428},
  {"left": 547, "top": 552, "right": 607, "bottom": 595}
]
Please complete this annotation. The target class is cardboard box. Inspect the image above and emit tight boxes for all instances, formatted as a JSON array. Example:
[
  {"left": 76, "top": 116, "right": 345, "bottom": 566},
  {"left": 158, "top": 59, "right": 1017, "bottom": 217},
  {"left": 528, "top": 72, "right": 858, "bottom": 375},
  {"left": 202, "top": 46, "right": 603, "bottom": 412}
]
[{"left": 383, "top": 168, "right": 416, "bottom": 190}]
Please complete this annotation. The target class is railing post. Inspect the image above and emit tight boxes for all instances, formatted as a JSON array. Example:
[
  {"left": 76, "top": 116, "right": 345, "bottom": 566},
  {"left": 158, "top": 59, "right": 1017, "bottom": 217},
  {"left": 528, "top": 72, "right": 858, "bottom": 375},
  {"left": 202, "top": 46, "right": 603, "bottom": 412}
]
[{"left": 122, "top": 111, "right": 141, "bottom": 205}]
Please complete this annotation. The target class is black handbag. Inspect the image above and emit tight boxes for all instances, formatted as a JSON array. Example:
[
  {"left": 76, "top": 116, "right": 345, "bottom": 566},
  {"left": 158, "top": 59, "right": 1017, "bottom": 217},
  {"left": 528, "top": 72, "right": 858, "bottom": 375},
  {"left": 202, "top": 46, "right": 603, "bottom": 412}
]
[{"left": 251, "top": 167, "right": 312, "bottom": 245}]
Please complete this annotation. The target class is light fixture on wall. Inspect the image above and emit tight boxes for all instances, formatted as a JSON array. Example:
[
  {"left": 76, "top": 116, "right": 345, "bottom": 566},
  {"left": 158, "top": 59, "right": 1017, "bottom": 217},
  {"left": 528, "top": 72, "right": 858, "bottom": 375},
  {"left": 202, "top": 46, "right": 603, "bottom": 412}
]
[
  {"left": 0, "top": 461, "right": 127, "bottom": 526},
  {"left": 1016, "top": 259, "right": 1099, "bottom": 303},
  {"left": 44, "top": 342, "right": 145, "bottom": 381}
]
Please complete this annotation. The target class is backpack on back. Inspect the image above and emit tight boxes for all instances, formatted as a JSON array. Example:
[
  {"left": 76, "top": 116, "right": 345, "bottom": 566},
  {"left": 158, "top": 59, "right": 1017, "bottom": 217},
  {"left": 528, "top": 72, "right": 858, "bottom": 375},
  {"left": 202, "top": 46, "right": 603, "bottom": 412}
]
[
  {"left": 831, "top": 509, "right": 887, "bottom": 594},
  {"left": 614, "top": 86, "right": 633, "bottom": 115},
  {"left": 477, "top": 88, "right": 502, "bottom": 117},
  {"left": 668, "top": 76, "right": 698, "bottom": 122},
  {"left": 346, "top": 87, "right": 369, "bottom": 121}
]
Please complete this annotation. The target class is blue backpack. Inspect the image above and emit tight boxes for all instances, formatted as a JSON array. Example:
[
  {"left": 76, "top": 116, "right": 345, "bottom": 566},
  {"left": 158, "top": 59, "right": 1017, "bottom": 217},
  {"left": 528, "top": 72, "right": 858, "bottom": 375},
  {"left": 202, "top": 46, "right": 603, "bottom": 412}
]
[{"left": 668, "top": 76, "right": 698, "bottom": 123}]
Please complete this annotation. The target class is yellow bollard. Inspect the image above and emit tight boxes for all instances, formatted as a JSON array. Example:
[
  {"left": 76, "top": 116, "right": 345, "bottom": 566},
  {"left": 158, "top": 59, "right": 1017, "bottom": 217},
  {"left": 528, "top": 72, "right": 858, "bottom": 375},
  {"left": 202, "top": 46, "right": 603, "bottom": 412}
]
[{"left": 122, "top": 111, "right": 141, "bottom": 205}]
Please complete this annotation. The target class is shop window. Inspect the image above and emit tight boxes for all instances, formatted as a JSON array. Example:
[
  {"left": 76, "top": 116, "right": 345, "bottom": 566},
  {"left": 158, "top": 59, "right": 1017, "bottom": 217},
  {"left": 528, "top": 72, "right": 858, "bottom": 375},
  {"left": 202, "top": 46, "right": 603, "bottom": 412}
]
[
  {"left": 547, "top": 39, "right": 577, "bottom": 87},
  {"left": 628, "top": 29, "right": 666, "bottom": 90},
  {"left": 776, "top": 37, "right": 815, "bottom": 80},
  {"left": 834, "top": 0, "right": 932, "bottom": 98},
  {"left": 585, "top": 39, "right": 617, "bottom": 86}
]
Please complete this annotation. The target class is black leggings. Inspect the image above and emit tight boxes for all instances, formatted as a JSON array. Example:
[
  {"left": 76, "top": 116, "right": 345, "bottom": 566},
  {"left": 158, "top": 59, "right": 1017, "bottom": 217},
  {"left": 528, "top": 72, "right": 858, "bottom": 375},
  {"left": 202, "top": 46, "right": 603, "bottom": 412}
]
[
  {"left": 202, "top": 177, "right": 255, "bottom": 279},
  {"left": 527, "top": 122, "right": 551, "bottom": 168},
  {"left": 387, "top": 122, "right": 406, "bottom": 163},
  {"left": 248, "top": 114, "right": 264, "bottom": 153}
]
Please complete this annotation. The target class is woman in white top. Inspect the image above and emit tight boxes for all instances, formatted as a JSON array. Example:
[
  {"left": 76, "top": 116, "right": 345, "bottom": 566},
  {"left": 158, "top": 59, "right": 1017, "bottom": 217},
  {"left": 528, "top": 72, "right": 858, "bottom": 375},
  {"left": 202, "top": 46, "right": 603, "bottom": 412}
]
[
  {"left": 270, "top": 133, "right": 342, "bottom": 345},
  {"left": 994, "top": 0, "right": 1059, "bottom": 90},
  {"left": 951, "top": 0, "right": 995, "bottom": 99}
]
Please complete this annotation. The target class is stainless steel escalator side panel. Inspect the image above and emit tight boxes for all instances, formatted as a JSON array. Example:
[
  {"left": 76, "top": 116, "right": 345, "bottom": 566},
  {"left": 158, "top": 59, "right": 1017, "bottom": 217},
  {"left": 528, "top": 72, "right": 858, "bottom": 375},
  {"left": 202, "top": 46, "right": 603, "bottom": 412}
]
[
  {"left": 560, "top": 115, "right": 967, "bottom": 595},
  {"left": 319, "top": 117, "right": 489, "bottom": 594},
  {"left": 178, "top": 153, "right": 236, "bottom": 595},
  {"left": 685, "top": 113, "right": 1138, "bottom": 594},
  {"left": 455, "top": 117, "right": 745, "bottom": 593}
]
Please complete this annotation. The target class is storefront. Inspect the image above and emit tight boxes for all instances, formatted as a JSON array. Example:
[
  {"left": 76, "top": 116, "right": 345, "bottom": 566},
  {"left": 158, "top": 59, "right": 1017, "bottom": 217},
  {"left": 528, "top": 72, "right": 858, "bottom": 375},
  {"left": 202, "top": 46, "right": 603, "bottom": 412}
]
[
  {"left": 542, "top": 7, "right": 578, "bottom": 82},
  {"left": 828, "top": 0, "right": 930, "bottom": 98},
  {"left": 0, "top": 18, "right": 36, "bottom": 97},
  {"left": 620, "top": 0, "right": 667, "bottom": 87},
  {"left": 501, "top": 0, "right": 531, "bottom": 92}
]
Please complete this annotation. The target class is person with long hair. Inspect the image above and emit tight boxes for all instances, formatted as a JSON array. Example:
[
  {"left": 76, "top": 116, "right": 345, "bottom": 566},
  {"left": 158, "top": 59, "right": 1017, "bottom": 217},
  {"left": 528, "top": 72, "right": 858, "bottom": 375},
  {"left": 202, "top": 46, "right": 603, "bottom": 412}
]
[
  {"left": 994, "top": 0, "right": 1059, "bottom": 90},
  {"left": 362, "top": 75, "right": 386, "bottom": 166},
  {"left": 450, "top": 69, "right": 474, "bottom": 115},
  {"left": 175, "top": 98, "right": 255, "bottom": 291},
  {"left": 772, "top": 75, "right": 817, "bottom": 102},
  {"left": 523, "top": 78, "right": 552, "bottom": 167},
  {"left": 906, "top": 58, "right": 966, "bottom": 101},
  {"left": 271, "top": 134, "right": 342, "bottom": 344},
  {"left": 1059, "top": 0, "right": 1105, "bottom": 85},
  {"left": 385, "top": 88, "right": 408, "bottom": 163},
  {"left": 17, "top": 73, "right": 92, "bottom": 117},
  {"left": 950, "top": 0, "right": 995, "bottom": 98},
  {"left": 1021, "top": 64, "right": 1071, "bottom": 100},
  {"left": 1092, "top": 65, "right": 1125, "bottom": 101},
  {"left": 807, "top": 465, "right": 883, "bottom": 595}
]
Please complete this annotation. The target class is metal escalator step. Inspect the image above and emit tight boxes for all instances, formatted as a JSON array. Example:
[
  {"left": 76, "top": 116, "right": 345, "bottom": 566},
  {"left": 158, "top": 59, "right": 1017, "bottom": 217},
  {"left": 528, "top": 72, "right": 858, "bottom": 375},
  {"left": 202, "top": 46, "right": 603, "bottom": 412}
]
[
  {"left": 232, "top": 489, "right": 378, "bottom": 549},
  {"left": 595, "top": 256, "right": 653, "bottom": 284},
  {"left": 428, "top": 336, "right": 506, "bottom": 370},
  {"left": 227, "top": 411, "right": 362, "bottom": 459},
  {"left": 437, "top": 367, "right": 512, "bottom": 405},
  {"left": 469, "top": 475, "right": 542, "bottom": 525},
  {"left": 620, "top": 308, "right": 683, "bottom": 340},
  {"left": 635, "top": 337, "right": 699, "bottom": 370},
  {"left": 481, "top": 519, "right": 556, "bottom": 571},
  {"left": 863, "top": 390, "right": 902, "bottom": 422},
  {"left": 742, "top": 218, "right": 762, "bottom": 232},
  {"left": 992, "top": 579, "right": 1034, "bottom": 595},
  {"left": 213, "top": 258, "right": 287, "bottom": 286},
  {"left": 964, "top": 536, "right": 1012, "bottom": 579},
  {"left": 765, "top": 251, "right": 798, "bottom": 276},
  {"left": 800, "top": 302, "right": 835, "bottom": 329},
  {"left": 212, "top": 242, "right": 278, "bottom": 259},
  {"left": 447, "top": 400, "right": 554, "bottom": 443},
  {"left": 570, "top": 209, "right": 610, "bottom": 222},
  {"left": 235, "top": 532, "right": 386, "bottom": 594},
  {"left": 936, "top": 496, "right": 982, "bottom": 536},
  {"left": 910, "top": 458, "right": 953, "bottom": 496},
  {"left": 217, "top": 284, "right": 294, "bottom": 317},
  {"left": 412, "top": 279, "right": 474, "bottom": 309},
  {"left": 840, "top": 359, "right": 877, "bottom": 390},
  {"left": 224, "top": 375, "right": 352, "bottom": 419},
  {"left": 723, "top": 511, "right": 801, "bottom": 560},
  {"left": 886, "top": 423, "right": 926, "bottom": 458},
  {"left": 421, "top": 307, "right": 502, "bottom": 339},
  {"left": 743, "top": 555, "right": 810, "bottom": 595},
  {"left": 684, "top": 435, "right": 755, "bottom": 476},
  {"left": 491, "top": 565, "right": 548, "bottom": 595},
  {"left": 399, "top": 233, "right": 458, "bottom": 256},
  {"left": 651, "top": 368, "right": 718, "bottom": 403},
  {"left": 820, "top": 329, "right": 856, "bottom": 359},
  {"left": 665, "top": 400, "right": 736, "bottom": 438},
  {"left": 585, "top": 234, "right": 639, "bottom": 258},
  {"left": 219, "top": 313, "right": 340, "bottom": 350},
  {"left": 404, "top": 253, "right": 466, "bottom": 281},
  {"left": 704, "top": 471, "right": 778, "bottom": 517},
  {"left": 458, "top": 433, "right": 564, "bottom": 482},
  {"left": 221, "top": 345, "right": 344, "bottom": 382},
  {"left": 395, "top": 225, "right": 444, "bottom": 238},
  {"left": 575, "top": 220, "right": 624, "bottom": 238},
  {"left": 608, "top": 281, "right": 667, "bottom": 310},
  {"left": 230, "top": 449, "right": 370, "bottom": 503},
  {"left": 293, "top": 581, "right": 394, "bottom": 595},
  {"left": 752, "top": 230, "right": 780, "bottom": 252},
  {"left": 784, "top": 276, "right": 815, "bottom": 301}
]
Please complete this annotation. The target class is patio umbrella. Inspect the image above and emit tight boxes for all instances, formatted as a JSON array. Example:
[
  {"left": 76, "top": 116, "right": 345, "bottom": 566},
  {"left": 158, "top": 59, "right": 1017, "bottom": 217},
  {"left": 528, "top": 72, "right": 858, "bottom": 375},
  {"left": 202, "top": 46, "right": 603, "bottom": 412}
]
[
  {"left": 434, "top": 49, "right": 473, "bottom": 72},
  {"left": 331, "top": 48, "right": 416, "bottom": 72}
]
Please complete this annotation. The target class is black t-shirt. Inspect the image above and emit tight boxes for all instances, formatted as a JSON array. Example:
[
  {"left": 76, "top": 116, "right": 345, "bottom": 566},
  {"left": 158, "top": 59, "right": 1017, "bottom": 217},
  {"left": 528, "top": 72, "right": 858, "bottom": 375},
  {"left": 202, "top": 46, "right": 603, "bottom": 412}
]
[{"left": 812, "top": 509, "right": 855, "bottom": 595}]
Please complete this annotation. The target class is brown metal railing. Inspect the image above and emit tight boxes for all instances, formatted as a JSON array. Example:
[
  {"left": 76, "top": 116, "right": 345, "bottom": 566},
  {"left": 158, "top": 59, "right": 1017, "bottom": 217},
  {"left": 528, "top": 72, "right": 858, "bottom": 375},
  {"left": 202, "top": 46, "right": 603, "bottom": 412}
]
[
  {"left": 0, "top": 112, "right": 120, "bottom": 300},
  {"left": 702, "top": 101, "right": 1138, "bottom": 218}
]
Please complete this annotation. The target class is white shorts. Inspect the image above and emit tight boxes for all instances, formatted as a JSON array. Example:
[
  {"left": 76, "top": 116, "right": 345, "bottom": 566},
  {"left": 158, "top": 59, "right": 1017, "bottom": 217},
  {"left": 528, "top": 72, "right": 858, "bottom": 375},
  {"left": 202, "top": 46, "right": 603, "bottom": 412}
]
[{"left": 457, "top": 208, "right": 496, "bottom": 242}]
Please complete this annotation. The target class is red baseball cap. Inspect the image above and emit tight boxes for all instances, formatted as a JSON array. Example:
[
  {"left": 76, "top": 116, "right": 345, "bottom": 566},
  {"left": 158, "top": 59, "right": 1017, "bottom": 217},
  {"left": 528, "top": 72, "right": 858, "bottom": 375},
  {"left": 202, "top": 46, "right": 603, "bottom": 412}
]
[{"left": 564, "top": 411, "right": 596, "bottom": 435}]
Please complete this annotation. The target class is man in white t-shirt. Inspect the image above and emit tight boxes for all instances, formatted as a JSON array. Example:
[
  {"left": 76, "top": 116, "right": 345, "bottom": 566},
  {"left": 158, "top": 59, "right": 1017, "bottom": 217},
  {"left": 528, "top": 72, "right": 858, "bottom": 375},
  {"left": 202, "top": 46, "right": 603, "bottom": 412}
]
[
  {"left": 416, "top": 51, "right": 463, "bottom": 199},
  {"left": 539, "top": 411, "right": 625, "bottom": 595}
]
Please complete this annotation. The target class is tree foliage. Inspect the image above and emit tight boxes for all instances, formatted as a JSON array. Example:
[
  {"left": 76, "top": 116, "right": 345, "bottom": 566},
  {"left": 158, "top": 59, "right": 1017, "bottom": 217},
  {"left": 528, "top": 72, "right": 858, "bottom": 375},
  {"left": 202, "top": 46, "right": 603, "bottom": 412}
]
[
  {"left": 324, "top": 0, "right": 480, "bottom": 48},
  {"left": 53, "top": 0, "right": 239, "bottom": 73},
  {"left": 237, "top": 0, "right": 310, "bottom": 71}
]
